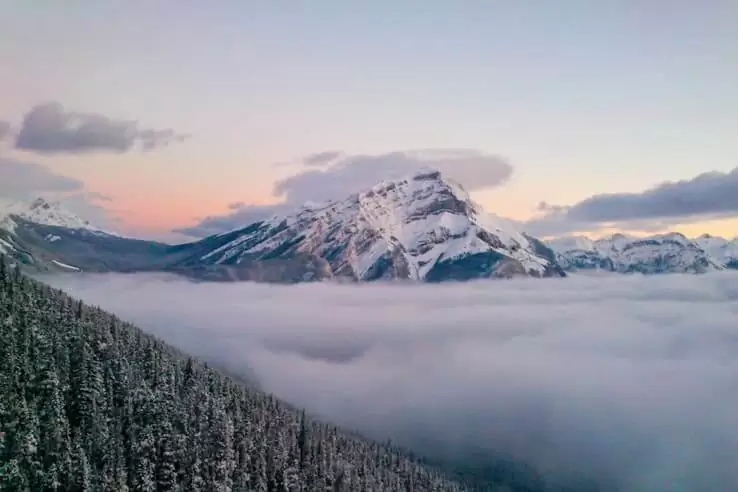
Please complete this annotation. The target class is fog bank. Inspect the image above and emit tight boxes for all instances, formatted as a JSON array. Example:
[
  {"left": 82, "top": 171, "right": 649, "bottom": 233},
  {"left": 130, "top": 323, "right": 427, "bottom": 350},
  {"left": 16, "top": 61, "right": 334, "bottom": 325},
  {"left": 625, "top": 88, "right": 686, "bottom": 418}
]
[{"left": 45, "top": 272, "right": 738, "bottom": 491}]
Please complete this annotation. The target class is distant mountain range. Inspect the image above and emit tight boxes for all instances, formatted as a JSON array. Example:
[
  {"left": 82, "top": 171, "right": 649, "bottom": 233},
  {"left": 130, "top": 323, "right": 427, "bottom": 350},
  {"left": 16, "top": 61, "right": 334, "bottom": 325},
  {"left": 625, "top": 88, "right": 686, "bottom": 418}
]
[
  {"left": 547, "top": 232, "right": 738, "bottom": 274},
  {"left": 2, "top": 172, "right": 736, "bottom": 281}
]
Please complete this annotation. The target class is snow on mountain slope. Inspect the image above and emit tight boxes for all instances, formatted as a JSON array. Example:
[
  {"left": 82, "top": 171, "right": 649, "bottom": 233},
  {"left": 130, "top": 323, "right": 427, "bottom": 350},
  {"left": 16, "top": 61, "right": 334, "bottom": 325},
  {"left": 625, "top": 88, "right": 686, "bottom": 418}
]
[
  {"left": 0, "top": 197, "right": 115, "bottom": 236},
  {"left": 0, "top": 235, "right": 14, "bottom": 254},
  {"left": 194, "top": 170, "right": 564, "bottom": 281},
  {"left": 0, "top": 196, "right": 168, "bottom": 273},
  {"left": 545, "top": 235, "right": 597, "bottom": 253},
  {"left": 695, "top": 234, "right": 738, "bottom": 268},
  {"left": 51, "top": 259, "right": 81, "bottom": 271},
  {"left": 547, "top": 232, "right": 724, "bottom": 274}
]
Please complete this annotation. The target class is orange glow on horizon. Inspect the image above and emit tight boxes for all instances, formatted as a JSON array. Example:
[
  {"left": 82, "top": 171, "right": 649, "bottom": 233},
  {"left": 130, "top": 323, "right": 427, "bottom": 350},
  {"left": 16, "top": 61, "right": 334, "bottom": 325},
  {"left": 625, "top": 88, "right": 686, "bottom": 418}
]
[{"left": 108, "top": 193, "right": 278, "bottom": 233}]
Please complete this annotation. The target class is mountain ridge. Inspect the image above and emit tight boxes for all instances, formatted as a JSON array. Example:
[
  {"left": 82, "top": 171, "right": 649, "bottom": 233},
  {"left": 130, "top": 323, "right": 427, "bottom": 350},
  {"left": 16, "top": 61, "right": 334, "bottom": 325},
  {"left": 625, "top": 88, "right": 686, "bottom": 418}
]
[
  {"left": 547, "top": 232, "right": 738, "bottom": 274},
  {"left": 2, "top": 176, "right": 737, "bottom": 280}
]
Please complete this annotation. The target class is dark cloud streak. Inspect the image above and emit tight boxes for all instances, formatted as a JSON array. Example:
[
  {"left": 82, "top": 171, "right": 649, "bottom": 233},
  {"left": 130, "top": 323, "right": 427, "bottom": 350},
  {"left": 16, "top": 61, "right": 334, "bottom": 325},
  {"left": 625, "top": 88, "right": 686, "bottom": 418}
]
[
  {"left": 527, "top": 167, "right": 738, "bottom": 235},
  {"left": 14, "top": 102, "right": 188, "bottom": 154},
  {"left": 569, "top": 168, "right": 738, "bottom": 221}
]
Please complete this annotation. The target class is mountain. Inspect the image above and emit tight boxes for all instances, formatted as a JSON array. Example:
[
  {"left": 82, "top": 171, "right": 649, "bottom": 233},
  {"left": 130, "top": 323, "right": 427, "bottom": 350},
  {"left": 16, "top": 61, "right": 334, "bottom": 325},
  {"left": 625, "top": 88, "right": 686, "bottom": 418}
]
[
  {"left": 547, "top": 232, "right": 735, "bottom": 274},
  {"left": 0, "top": 197, "right": 174, "bottom": 273},
  {"left": 173, "top": 170, "right": 566, "bottom": 282}
]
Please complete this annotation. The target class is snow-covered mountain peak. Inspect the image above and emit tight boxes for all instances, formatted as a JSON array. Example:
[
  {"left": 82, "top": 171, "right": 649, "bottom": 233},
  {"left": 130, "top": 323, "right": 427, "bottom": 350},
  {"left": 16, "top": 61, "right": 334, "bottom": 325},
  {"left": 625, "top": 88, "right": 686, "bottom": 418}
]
[
  {"left": 694, "top": 234, "right": 738, "bottom": 266},
  {"left": 546, "top": 235, "right": 596, "bottom": 252},
  {"left": 1, "top": 197, "right": 90, "bottom": 229},
  {"left": 196, "top": 170, "right": 564, "bottom": 282},
  {"left": 0, "top": 196, "right": 113, "bottom": 235},
  {"left": 30, "top": 197, "right": 52, "bottom": 210}
]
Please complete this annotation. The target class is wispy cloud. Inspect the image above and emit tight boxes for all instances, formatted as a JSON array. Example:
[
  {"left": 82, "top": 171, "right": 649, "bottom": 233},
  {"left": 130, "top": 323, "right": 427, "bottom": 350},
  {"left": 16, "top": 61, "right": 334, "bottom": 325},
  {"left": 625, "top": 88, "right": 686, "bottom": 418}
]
[
  {"left": 177, "top": 149, "right": 513, "bottom": 237},
  {"left": 302, "top": 150, "right": 343, "bottom": 167},
  {"left": 48, "top": 271, "right": 738, "bottom": 491}
]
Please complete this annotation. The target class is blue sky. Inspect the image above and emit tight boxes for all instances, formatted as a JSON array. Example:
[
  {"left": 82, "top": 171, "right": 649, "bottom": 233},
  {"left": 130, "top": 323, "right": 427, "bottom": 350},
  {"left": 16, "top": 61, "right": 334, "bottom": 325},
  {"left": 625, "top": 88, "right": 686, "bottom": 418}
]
[{"left": 1, "top": 1, "right": 737, "bottom": 240}]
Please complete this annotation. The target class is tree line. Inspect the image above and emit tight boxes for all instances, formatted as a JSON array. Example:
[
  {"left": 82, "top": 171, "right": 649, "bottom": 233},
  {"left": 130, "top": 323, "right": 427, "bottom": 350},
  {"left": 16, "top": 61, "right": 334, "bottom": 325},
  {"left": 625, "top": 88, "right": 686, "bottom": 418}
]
[{"left": 0, "top": 256, "right": 474, "bottom": 491}]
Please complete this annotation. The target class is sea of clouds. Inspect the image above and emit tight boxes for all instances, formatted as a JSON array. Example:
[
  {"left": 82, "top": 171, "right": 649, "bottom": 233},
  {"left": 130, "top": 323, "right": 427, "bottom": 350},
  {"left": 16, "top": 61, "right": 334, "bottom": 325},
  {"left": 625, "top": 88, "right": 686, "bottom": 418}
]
[{"left": 45, "top": 272, "right": 738, "bottom": 491}]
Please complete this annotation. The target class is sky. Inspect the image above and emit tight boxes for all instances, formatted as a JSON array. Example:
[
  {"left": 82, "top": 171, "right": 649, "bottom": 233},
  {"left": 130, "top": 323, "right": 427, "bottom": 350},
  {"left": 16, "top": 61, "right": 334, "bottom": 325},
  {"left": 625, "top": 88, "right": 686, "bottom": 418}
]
[
  {"left": 1, "top": 1, "right": 737, "bottom": 241},
  {"left": 46, "top": 271, "right": 738, "bottom": 490}
]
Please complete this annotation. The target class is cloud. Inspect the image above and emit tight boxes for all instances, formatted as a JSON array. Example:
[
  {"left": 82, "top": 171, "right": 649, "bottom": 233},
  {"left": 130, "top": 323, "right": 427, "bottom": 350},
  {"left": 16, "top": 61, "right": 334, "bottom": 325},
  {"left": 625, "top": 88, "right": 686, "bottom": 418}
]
[
  {"left": 0, "top": 120, "right": 10, "bottom": 141},
  {"left": 0, "top": 157, "right": 84, "bottom": 198},
  {"left": 58, "top": 192, "right": 121, "bottom": 227},
  {"left": 177, "top": 149, "right": 513, "bottom": 237},
  {"left": 527, "top": 167, "right": 738, "bottom": 236},
  {"left": 177, "top": 203, "right": 296, "bottom": 238},
  {"left": 303, "top": 150, "right": 343, "bottom": 166},
  {"left": 14, "top": 102, "right": 188, "bottom": 154},
  {"left": 47, "top": 271, "right": 738, "bottom": 491},
  {"left": 275, "top": 149, "right": 512, "bottom": 204},
  {"left": 84, "top": 191, "right": 113, "bottom": 202}
]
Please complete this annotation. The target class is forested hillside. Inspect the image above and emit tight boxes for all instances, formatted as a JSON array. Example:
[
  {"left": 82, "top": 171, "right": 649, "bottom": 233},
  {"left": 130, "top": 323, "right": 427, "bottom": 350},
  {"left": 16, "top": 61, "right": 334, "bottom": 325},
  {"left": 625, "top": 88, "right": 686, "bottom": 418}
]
[{"left": 0, "top": 255, "right": 470, "bottom": 491}]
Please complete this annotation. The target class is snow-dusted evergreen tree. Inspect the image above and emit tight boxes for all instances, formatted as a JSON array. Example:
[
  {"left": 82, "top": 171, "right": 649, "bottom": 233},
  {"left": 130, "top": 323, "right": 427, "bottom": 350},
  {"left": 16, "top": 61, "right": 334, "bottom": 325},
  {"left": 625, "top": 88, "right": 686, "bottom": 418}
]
[{"left": 0, "top": 255, "right": 480, "bottom": 491}]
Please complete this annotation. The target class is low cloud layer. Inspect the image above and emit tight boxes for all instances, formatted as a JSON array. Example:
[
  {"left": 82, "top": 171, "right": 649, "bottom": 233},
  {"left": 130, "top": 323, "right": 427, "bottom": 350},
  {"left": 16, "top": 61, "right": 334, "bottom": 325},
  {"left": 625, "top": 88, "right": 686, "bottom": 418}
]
[
  {"left": 177, "top": 149, "right": 512, "bottom": 237},
  {"left": 14, "top": 102, "right": 188, "bottom": 154},
  {"left": 528, "top": 167, "right": 738, "bottom": 235},
  {"left": 46, "top": 272, "right": 738, "bottom": 491}
]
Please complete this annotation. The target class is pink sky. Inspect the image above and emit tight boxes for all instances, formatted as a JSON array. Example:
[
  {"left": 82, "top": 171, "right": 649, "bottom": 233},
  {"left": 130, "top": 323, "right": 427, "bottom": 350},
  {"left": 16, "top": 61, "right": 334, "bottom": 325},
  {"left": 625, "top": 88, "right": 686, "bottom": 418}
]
[{"left": 1, "top": 2, "right": 736, "bottom": 241}]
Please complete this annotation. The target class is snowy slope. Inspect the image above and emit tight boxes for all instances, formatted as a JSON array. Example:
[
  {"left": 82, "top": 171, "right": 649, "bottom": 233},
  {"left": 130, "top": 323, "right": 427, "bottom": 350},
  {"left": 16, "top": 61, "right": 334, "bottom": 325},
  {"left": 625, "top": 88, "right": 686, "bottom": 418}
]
[
  {"left": 0, "top": 197, "right": 115, "bottom": 236},
  {"left": 193, "top": 170, "right": 564, "bottom": 281},
  {"left": 694, "top": 234, "right": 738, "bottom": 268},
  {"left": 0, "top": 235, "right": 14, "bottom": 254},
  {"left": 0, "top": 196, "right": 171, "bottom": 273},
  {"left": 547, "top": 233, "right": 725, "bottom": 274}
]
